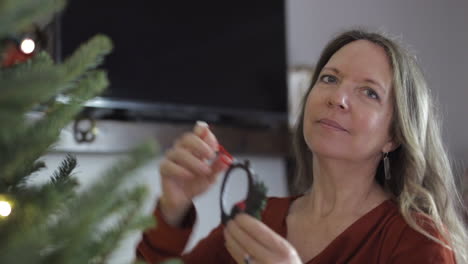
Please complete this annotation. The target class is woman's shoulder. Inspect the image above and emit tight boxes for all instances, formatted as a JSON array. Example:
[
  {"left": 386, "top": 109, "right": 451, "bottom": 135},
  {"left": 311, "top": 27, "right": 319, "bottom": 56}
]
[
  {"left": 378, "top": 201, "right": 456, "bottom": 262},
  {"left": 380, "top": 201, "right": 448, "bottom": 243}
]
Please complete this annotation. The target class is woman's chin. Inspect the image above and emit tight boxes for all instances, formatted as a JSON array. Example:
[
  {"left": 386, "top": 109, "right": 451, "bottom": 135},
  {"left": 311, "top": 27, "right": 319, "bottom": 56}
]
[{"left": 308, "top": 141, "right": 356, "bottom": 161}]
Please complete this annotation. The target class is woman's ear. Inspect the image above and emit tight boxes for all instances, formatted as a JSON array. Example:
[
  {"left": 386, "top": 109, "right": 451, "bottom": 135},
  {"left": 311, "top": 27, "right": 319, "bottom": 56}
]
[{"left": 382, "top": 137, "right": 400, "bottom": 153}]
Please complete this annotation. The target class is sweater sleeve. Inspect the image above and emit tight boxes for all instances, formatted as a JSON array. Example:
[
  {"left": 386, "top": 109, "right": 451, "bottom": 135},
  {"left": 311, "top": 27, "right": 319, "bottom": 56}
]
[{"left": 136, "top": 200, "right": 232, "bottom": 263}]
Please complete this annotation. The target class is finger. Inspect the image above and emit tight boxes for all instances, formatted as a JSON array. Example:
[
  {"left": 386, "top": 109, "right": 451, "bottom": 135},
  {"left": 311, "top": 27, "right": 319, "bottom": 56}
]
[
  {"left": 234, "top": 214, "right": 293, "bottom": 256},
  {"left": 175, "top": 132, "right": 216, "bottom": 160},
  {"left": 224, "top": 227, "right": 250, "bottom": 264},
  {"left": 194, "top": 121, "right": 219, "bottom": 151},
  {"left": 206, "top": 155, "right": 231, "bottom": 183},
  {"left": 166, "top": 147, "right": 212, "bottom": 176},
  {"left": 226, "top": 217, "right": 271, "bottom": 263},
  {"left": 160, "top": 158, "right": 194, "bottom": 180}
]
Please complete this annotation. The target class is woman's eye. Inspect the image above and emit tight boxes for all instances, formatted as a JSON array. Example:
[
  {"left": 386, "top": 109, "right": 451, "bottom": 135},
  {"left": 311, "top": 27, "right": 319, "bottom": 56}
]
[
  {"left": 364, "top": 88, "right": 380, "bottom": 100},
  {"left": 320, "top": 74, "right": 337, "bottom": 84}
]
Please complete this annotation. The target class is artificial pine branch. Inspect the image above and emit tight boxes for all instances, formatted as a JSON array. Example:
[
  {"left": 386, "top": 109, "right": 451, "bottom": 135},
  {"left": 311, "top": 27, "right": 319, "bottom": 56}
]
[
  {"left": 0, "top": 35, "right": 112, "bottom": 110},
  {"left": 0, "top": 185, "right": 74, "bottom": 263},
  {"left": 0, "top": 60, "right": 109, "bottom": 186},
  {"left": 9, "top": 160, "right": 47, "bottom": 189},
  {"left": 47, "top": 154, "right": 79, "bottom": 198},
  {"left": 0, "top": 35, "right": 112, "bottom": 115},
  {"left": 41, "top": 143, "right": 157, "bottom": 263},
  {"left": 50, "top": 154, "right": 77, "bottom": 186},
  {"left": 0, "top": 70, "right": 108, "bottom": 187},
  {"left": 84, "top": 187, "right": 154, "bottom": 264},
  {"left": 0, "top": 53, "right": 55, "bottom": 135},
  {"left": 0, "top": 144, "right": 158, "bottom": 264},
  {"left": 0, "top": 0, "right": 66, "bottom": 37},
  {"left": 62, "top": 35, "right": 112, "bottom": 82},
  {"left": 0, "top": 1, "right": 163, "bottom": 263}
]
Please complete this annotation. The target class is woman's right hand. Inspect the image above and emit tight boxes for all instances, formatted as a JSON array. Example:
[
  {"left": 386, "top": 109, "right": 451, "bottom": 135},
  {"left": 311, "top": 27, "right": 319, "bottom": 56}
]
[{"left": 159, "top": 121, "right": 231, "bottom": 226}]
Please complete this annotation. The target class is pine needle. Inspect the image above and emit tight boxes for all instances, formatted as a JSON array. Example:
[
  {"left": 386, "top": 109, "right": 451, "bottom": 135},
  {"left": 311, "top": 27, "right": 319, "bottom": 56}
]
[
  {"left": 0, "top": 0, "right": 66, "bottom": 36},
  {"left": 50, "top": 154, "right": 77, "bottom": 185}
]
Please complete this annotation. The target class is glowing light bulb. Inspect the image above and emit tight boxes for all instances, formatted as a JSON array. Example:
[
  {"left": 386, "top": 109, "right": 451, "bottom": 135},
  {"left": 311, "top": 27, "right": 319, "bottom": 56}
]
[
  {"left": 20, "top": 38, "right": 35, "bottom": 54},
  {"left": 0, "top": 201, "right": 11, "bottom": 217}
]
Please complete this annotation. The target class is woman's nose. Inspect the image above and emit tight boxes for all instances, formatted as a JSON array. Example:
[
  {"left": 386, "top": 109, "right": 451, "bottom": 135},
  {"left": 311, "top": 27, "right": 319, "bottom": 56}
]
[{"left": 327, "top": 85, "right": 349, "bottom": 110}]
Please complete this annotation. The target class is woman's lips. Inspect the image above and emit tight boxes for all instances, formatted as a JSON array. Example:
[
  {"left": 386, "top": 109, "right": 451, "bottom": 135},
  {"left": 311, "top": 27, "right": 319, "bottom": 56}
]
[{"left": 318, "top": 118, "right": 348, "bottom": 132}]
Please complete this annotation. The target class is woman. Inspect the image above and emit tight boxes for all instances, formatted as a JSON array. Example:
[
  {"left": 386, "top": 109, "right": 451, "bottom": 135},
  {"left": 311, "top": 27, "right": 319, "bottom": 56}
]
[{"left": 137, "top": 29, "right": 468, "bottom": 263}]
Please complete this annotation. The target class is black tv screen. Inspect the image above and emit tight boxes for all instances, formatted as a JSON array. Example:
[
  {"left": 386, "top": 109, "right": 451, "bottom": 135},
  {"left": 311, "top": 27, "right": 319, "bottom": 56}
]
[{"left": 59, "top": 1, "right": 287, "bottom": 126}]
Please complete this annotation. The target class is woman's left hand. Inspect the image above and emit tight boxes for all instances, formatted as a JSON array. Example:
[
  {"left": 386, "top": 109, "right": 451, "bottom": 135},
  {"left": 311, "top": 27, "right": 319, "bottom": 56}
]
[{"left": 224, "top": 213, "right": 302, "bottom": 264}]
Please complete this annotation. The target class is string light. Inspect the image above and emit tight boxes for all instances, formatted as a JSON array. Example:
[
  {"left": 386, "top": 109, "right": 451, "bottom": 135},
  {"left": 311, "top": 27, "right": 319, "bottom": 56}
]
[
  {"left": 0, "top": 201, "right": 12, "bottom": 217},
  {"left": 20, "top": 38, "right": 35, "bottom": 54}
]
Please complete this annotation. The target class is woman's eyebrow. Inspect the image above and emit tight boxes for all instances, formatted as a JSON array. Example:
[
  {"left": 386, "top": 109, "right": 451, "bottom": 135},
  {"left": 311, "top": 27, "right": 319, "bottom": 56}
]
[{"left": 322, "top": 67, "right": 340, "bottom": 74}]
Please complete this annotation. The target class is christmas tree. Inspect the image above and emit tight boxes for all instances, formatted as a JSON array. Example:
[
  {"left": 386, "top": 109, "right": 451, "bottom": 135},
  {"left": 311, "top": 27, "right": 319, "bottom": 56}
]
[{"left": 0, "top": 0, "right": 167, "bottom": 263}]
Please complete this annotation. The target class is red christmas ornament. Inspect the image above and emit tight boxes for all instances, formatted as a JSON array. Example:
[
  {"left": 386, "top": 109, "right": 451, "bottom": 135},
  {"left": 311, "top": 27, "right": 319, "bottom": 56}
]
[{"left": 2, "top": 41, "right": 35, "bottom": 68}]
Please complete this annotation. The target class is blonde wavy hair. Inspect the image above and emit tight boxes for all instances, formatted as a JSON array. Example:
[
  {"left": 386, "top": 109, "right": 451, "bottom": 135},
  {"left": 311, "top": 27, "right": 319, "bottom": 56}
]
[{"left": 292, "top": 29, "right": 468, "bottom": 263}]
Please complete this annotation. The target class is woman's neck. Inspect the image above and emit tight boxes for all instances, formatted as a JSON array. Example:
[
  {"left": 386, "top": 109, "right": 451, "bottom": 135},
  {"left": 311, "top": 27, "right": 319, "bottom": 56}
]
[{"left": 301, "top": 154, "right": 389, "bottom": 220}]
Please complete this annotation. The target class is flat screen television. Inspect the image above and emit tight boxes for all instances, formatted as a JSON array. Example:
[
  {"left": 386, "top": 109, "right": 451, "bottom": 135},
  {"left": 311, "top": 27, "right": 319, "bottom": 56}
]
[{"left": 57, "top": 1, "right": 287, "bottom": 127}]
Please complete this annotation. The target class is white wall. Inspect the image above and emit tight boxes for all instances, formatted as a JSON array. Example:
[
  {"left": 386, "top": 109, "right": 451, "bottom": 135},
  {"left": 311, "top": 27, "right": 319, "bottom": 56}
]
[{"left": 286, "top": 0, "right": 468, "bottom": 168}]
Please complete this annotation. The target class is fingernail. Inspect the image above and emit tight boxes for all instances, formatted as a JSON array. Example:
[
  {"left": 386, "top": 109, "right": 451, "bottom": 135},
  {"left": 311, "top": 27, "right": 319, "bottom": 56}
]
[
  {"left": 195, "top": 120, "right": 208, "bottom": 136},
  {"left": 196, "top": 120, "right": 208, "bottom": 128}
]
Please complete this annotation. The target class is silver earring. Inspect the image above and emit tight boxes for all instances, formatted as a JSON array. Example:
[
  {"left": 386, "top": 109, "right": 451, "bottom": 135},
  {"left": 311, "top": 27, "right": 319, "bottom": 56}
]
[{"left": 383, "top": 152, "right": 391, "bottom": 180}]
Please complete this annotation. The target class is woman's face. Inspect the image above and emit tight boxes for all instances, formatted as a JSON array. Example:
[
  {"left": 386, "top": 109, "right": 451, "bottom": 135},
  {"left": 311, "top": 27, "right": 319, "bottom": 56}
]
[{"left": 303, "top": 40, "right": 396, "bottom": 162}]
